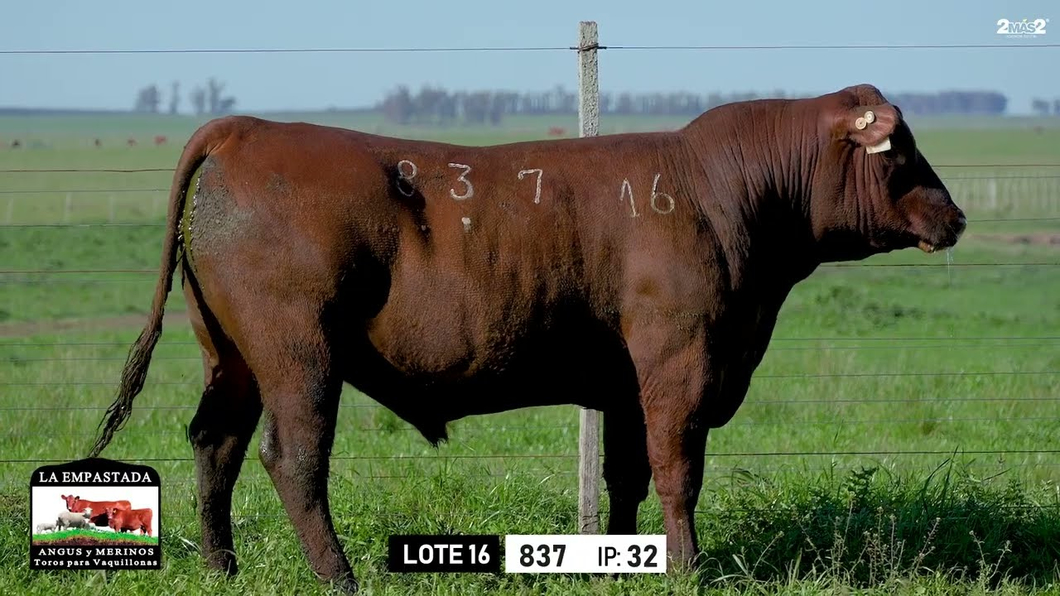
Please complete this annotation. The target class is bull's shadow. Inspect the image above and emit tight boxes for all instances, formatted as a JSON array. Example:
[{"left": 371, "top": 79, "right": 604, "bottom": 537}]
[{"left": 686, "top": 463, "right": 1060, "bottom": 589}]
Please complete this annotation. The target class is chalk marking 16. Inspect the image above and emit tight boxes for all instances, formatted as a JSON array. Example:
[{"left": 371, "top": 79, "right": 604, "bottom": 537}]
[
  {"left": 518, "top": 169, "right": 544, "bottom": 204},
  {"left": 449, "top": 163, "right": 474, "bottom": 200},
  {"left": 396, "top": 160, "right": 418, "bottom": 197},
  {"left": 649, "top": 173, "right": 675, "bottom": 214}
]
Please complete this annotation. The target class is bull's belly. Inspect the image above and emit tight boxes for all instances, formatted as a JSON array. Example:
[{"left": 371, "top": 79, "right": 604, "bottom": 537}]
[
  {"left": 356, "top": 263, "right": 568, "bottom": 383},
  {"left": 342, "top": 303, "right": 638, "bottom": 435}
]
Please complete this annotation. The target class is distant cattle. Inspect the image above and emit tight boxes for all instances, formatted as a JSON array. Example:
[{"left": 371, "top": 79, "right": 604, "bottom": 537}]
[
  {"left": 90, "top": 84, "right": 966, "bottom": 593},
  {"left": 62, "top": 494, "right": 132, "bottom": 527},
  {"left": 107, "top": 507, "right": 153, "bottom": 536},
  {"left": 95, "top": 138, "right": 103, "bottom": 148},
  {"left": 127, "top": 138, "right": 138, "bottom": 147},
  {"left": 547, "top": 126, "right": 566, "bottom": 136},
  {"left": 154, "top": 135, "right": 168, "bottom": 146},
  {"left": 10, "top": 139, "right": 20, "bottom": 149},
  {"left": 56, "top": 510, "right": 92, "bottom": 530}
]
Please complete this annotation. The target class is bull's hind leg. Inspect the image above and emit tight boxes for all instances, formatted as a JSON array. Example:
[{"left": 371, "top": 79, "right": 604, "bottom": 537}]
[
  {"left": 185, "top": 278, "right": 263, "bottom": 575},
  {"left": 251, "top": 324, "right": 356, "bottom": 592},
  {"left": 603, "top": 405, "right": 651, "bottom": 534}
]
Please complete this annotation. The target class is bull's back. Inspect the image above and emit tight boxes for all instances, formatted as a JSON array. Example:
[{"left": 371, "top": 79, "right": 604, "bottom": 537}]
[{"left": 192, "top": 116, "right": 691, "bottom": 280}]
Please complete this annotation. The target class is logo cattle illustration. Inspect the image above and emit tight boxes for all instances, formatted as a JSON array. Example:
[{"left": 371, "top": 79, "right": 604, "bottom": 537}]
[
  {"left": 56, "top": 510, "right": 93, "bottom": 531},
  {"left": 106, "top": 507, "right": 154, "bottom": 536},
  {"left": 62, "top": 494, "right": 132, "bottom": 527},
  {"left": 87, "top": 84, "right": 966, "bottom": 593},
  {"left": 35, "top": 521, "right": 57, "bottom": 534}
]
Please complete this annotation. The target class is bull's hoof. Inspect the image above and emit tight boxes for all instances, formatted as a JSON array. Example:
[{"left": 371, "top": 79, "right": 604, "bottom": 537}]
[
  {"left": 666, "top": 551, "right": 707, "bottom": 575},
  {"left": 325, "top": 575, "right": 359, "bottom": 594},
  {"left": 204, "top": 550, "right": 239, "bottom": 576},
  {"left": 666, "top": 551, "right": 699, "bottom": 573}
]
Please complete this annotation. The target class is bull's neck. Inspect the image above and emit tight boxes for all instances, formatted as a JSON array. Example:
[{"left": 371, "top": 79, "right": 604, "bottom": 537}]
[{"left": 682, "top": 99, "right": 822, "bottom": 293}]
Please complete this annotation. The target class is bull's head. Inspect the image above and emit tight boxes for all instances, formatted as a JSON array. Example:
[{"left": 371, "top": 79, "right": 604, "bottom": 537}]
[
  {"left": 813, "top": 84, "right": 966, "bottom": 261},
  {"left": 108, "top": 507, "right": 120, "bottom": 520},
  {"left": 60, "top": 494, "right": 79, "bottom": 511}
]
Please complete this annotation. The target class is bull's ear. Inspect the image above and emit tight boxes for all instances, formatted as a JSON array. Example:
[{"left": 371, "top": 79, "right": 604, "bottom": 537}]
[{"left": 834, "top": 103, "right": 898, "bottom": 153}]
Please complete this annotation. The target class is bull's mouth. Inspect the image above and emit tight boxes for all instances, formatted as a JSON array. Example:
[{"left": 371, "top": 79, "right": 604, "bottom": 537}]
[
  {"left": 917, "top": 235, "right": 959, "bottom": 254},
  {"left": 916, "top": 215, "right": 967, "bottom": 254},
  {"left": 917, "top": 240, "right": 940, "bottom": 253}
]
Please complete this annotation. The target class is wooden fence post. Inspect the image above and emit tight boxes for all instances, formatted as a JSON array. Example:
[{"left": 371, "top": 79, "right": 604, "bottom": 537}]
[{"left": 576, "top": 19, "right": 602, "bottom": 536}]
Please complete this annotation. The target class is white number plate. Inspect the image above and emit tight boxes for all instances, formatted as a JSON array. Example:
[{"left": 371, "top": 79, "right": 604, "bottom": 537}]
[{"left": 504, "top": 534, "right": 667, "bottom": 573}]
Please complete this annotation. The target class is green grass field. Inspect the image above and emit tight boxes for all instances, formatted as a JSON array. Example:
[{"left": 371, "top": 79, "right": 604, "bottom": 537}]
[
  {"left": 1, "top": 113, "right": 1059, "bottom": 595},
  {"left": 32, "top": 528, "right": 158, "bottom": 545}
]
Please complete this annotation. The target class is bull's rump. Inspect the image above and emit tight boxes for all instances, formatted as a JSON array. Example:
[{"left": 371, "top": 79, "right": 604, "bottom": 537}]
[{"left": 185, "top": 118, "right": 707, "bottom": 416}]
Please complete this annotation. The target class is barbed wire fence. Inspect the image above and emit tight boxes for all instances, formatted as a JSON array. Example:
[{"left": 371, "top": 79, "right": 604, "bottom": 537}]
[{"left": 1, "top": 21, "right": 1058, "bottom": 532}]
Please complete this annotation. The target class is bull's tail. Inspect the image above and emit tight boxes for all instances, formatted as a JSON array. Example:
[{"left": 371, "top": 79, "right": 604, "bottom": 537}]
[{"left": 89, "top": 117, "right": 240, "bottom": 459}]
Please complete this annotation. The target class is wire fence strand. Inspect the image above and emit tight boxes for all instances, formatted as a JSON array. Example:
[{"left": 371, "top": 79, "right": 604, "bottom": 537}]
[
  {"left": 1, "top": 415, "right": 1057, "bottom": 436},
  {"left": 2, "top": 262, "right": 1057, "bottom": 276},
  {"left": 3, "top": 43, "right": 1059, "bottom": 55},
  {"left": 2, "top": 217, "right": 1057, "bottom": 229},
  {"left": 0, "top": 370, "right": 1055, "bottom": 390},
  {"left": 4, "top": 164, "right": 1060, "bottom": 174},
  {"left": 7, "top": 342, "right": 1060, "bottom": 357},
  {"left": 4, "top": 336, "right": 1060, "bottom": 347},
  {"left": 5, "top": 448, "right": 1060, "bottom": 466},
  {"left": 0, "top": 396, "right": 1057, "bottom": 410}
]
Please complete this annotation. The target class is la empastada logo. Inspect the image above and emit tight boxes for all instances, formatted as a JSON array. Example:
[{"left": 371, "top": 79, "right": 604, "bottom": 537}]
[
  {"left": 37, "top": 470, "right": 155, "bottom": 484},
  {"left": 30, "top": 458, "right": 161, "bottom": 570}
]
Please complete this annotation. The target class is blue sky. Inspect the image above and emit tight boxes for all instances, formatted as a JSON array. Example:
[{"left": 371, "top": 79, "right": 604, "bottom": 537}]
[{"left": 0, "top": 0, "right": 1054, "bottom": 114}]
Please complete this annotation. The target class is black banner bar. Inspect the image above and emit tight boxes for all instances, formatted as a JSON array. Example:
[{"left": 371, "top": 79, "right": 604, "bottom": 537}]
[{"left": 388, "top": 535, "right": 501, "bottom": 573}]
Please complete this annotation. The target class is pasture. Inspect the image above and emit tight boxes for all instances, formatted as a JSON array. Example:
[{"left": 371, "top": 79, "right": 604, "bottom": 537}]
[
  {"left": 1, "top": 112, "right": 1059, "bottom": 595},
  {"left": 32, "top": 528, "right": 159, "bottom": 546}
]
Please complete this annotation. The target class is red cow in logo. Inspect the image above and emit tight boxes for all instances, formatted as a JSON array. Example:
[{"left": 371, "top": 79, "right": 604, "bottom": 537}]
[
  {"left": 107, "top": 507, "right": 154, "bottom": 536},
  {"left": 61, "top": 494, "right": 132, "bottom": 527}
]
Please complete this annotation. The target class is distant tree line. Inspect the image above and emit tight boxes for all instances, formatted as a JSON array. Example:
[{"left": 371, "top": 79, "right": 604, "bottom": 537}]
[
  {"left": 121, "top": 80, "right": 1029, "bottom": 121},
  {"left": 1031, "top": 98, "right": 1060, "bottom": 116},
  {"left": 886, "top": 91, "right": 1008, "bottom": 117},
  {"left": 378, "top": 85, "right": 1012, "bottom": 126},
  {"left": 133, "top": 77, "right": 237, "bottom": 116}
]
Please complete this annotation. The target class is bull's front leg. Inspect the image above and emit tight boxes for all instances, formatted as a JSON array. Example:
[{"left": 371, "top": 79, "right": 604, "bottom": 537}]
[{"left": 626, "top": 320, "right": 712, "bottom": 570}]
